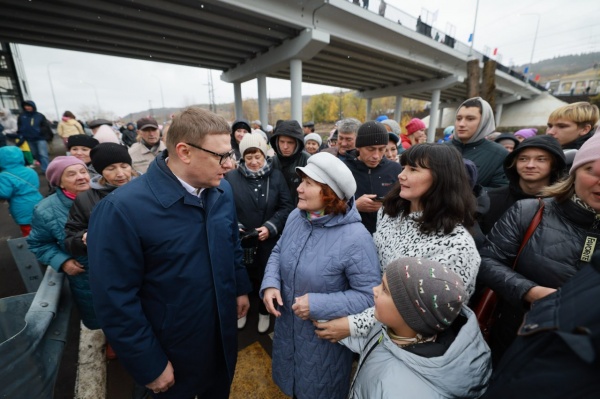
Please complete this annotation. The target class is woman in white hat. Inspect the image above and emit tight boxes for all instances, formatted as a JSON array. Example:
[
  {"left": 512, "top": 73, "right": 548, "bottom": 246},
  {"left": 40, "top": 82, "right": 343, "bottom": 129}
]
[{"left": 260, "top": 152, "right": 380, "bottom": 399}]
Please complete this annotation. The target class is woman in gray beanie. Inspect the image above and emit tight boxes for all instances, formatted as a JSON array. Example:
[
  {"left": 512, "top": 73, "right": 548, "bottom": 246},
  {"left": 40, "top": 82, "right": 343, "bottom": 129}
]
[
  {"left": 342, "top": 257, "right": 491, "bottom": 398},
  {"left": 261, "top": 152, "right": 381, "bottom": 399}
]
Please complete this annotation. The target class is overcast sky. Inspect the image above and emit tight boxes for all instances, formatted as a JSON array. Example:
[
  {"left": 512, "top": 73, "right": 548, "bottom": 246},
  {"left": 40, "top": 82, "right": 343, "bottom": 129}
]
[{"left": 17, "top": 0, "right": 599, "bottom": 120}]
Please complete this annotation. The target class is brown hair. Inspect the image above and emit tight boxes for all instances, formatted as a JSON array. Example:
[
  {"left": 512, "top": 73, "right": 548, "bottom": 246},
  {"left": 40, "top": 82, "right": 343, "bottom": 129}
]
[
  {"left": 243, "top": 147, "right": 262, "bottom": 157},
  {"left": 63, "top": 111, "right": 76, "bottom": 119},
  {"left": 166, "top": 107, "right": 230, "bottom": 152},
  {"left": 298, "top": 171, "right": 348, "bottom": 215}
]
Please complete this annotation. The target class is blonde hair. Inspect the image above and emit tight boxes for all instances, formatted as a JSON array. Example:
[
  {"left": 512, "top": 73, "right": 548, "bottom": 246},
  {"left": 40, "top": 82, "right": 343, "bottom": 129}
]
[
  {"left": 547, "top": 102, "right": 599, "bottom": 128},
  {"left": 166, "top": 107, "right": 229, "bottom": 152},
  {"left": 540, "top": 174, "right": 575, "bottom": 203}
]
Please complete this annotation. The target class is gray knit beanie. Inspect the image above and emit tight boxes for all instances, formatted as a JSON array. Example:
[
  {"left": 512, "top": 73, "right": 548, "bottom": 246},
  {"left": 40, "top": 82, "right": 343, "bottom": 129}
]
[
  {"left": 385, "top": 257, "right": 465, "bottom": 336},
  {"left": 355, "top": 121, "right": 389, "bottom": 147}
]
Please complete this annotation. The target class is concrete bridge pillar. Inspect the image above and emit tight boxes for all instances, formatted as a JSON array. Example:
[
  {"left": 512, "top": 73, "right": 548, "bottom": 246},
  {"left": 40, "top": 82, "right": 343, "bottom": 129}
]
[
  {"left": 234, "top": 82, "right": 243, "bottom": 120},
  {"left": 290, "top": 59, "right": 302, "bottom": 125},
  {"left": 257, "top": 74, "right": 268, "bottom": 127},
  {"left": 427, "top": 89, "right": 441, "bottom": 142}
]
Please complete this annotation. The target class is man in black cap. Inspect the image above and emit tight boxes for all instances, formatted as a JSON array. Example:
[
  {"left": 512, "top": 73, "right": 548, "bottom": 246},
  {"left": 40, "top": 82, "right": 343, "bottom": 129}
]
[
  {"left": 302, "top": 121, "right": 315, "bottom": 135},
  {"left": 270, "top": 120, "right": 310, "bottom": 205},
  {"left": 344, "top": 121, "right": 402, "bottom": 234},
  {"left": 128, "top": 116, "right": 165, "bottom": 173}
]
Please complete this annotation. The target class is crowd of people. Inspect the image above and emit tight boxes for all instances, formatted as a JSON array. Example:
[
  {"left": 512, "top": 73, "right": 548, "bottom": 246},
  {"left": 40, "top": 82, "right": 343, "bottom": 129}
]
[{"left": 0, "top": 97, "right": 599, "bottom": 398}]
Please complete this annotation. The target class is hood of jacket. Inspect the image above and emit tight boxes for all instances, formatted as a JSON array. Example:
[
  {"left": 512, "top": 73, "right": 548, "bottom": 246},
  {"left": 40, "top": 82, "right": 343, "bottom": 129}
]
[
  {"left": 21, "top": 100, "right": 37, "bottom": 113},
  {"left": 503, "top": 135, "right": 567, "bottom": 187},
  {"left": 456, "top": 97, "right": 496, "bottom": 143},
  {"left": 269, "top": 120, "right": 305, "bottom": 158},
  {"left": 374, "top": 306, "right": 491, "bottom": 398},
  {"left": 0, "top": 146, "right": 26, "bottom": 170}
]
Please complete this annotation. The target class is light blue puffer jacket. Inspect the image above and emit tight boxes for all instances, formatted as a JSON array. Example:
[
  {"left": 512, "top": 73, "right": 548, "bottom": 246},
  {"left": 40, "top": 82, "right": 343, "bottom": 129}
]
[
  {"left": 260, "top": 199, "right": 381, "bottom": 399},
  {"left": 0, "top": 146, "right": 43, "bottom": 225},
  {"left": 343, "top": 306, "right": 492, "bottom": 398}
]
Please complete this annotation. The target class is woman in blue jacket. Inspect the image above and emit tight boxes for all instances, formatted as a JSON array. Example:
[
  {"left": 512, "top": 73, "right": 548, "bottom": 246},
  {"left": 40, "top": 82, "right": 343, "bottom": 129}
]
[
  {"left": 261, "top": 152, "right": 381, "bottom": 399},
  {"left": 0, "top": 146, "right": 43, "bottom": 235},
  {"left": 26, "top": 156, "right": 96, "bottom": 328}
]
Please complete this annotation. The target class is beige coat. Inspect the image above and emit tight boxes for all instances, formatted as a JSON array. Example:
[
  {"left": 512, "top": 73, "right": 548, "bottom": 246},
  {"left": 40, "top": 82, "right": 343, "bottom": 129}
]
[
  {"left": 128, "top": 141, "right": 166, "bottom": 173},
  {"left": 57, "top": 118, "right": 83, "bottom": 138}
]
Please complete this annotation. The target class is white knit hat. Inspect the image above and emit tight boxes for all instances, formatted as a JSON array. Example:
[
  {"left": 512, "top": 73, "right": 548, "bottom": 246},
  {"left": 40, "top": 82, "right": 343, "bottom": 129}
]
[
  {"left": 239, "top": 132, "right": 268, "bottom": 157},
  {"left": 296, "top": 152, "right": 356, "bottom": 200},
  {"left": 304, "top": 132, "right": 322, "bottom": 146}
]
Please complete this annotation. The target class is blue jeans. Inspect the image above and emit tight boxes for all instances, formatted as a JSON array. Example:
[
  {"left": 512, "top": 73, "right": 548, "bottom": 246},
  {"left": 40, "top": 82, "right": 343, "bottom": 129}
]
[{"left": 28, "top": 139, "right": 49, "bottom": 172}]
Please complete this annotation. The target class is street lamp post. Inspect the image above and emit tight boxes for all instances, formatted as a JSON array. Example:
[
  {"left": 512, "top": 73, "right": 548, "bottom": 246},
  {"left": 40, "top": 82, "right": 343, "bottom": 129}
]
[
  {"left": 520, "top": 14, "right": 541, "bottom": 79},
  {"left": 80, "top": 81, "right": 101, "bottom": 118},
  {"left": 47, "top": 62, "right": 61, "bottom": 121}
]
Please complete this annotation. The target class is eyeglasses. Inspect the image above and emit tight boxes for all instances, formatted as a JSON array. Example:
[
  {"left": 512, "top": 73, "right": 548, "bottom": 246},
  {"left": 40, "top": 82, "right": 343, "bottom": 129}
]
[{"left": 185, "top": 142, "right": 235, "bottom": 165}]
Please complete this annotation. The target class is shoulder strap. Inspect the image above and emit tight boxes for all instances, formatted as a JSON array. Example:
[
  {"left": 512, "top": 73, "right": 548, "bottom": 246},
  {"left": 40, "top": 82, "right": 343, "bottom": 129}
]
[{"left": 512, "top": 198, "right": 545, "bottom": 270}]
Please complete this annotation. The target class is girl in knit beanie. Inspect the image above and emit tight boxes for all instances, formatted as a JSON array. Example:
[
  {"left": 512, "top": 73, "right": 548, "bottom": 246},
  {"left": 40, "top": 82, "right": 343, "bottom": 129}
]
[{"left": 340, "top": 257, "right": 491, "bottom": 398}]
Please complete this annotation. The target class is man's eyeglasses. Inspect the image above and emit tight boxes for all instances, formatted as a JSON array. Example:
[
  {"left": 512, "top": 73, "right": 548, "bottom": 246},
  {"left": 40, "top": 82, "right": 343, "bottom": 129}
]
[{"left": 185, "top": 142, "right": 235, "bottom": 165}]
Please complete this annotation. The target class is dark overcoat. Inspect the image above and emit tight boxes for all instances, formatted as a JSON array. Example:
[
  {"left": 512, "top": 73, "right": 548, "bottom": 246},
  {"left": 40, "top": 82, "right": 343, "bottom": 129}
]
[{"left": 88, "top": 153, "right": 252, "bottom": 398}]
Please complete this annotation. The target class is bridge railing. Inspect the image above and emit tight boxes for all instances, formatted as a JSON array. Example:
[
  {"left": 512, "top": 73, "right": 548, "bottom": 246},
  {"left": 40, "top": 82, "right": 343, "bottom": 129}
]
[{"left": 357, "top": 0, "right": 546, "bottom": 91}]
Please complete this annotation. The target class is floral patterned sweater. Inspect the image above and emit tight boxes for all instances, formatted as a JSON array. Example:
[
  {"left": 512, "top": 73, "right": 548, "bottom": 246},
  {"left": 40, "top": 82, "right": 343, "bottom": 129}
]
[{"left": 348, "top": 209, "right": 481, "bottom": 337}]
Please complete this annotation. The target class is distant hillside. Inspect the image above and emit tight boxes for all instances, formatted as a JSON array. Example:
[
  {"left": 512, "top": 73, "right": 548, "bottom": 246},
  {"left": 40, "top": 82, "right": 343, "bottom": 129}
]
[
  {"left": 122, "top": 53, "right": 600, "bottom": 121},
  {"left": 515, "top": 52, "right": 600, "bottom": 83}
]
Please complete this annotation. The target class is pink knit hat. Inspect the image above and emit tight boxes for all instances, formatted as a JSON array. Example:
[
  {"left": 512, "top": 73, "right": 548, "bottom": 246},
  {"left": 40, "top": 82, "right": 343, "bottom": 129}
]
[
  {"left": 405, "top": 118, "right": 426, "bottom": 135},
  {"left": 514, "top": 128, "right": 537, "bottom": 139},
  {"left": 45, "top": 156, "right": 86, "bottom": 187},
  {"left": 570, "top": 129, "right": 600, "bottom": 174}
]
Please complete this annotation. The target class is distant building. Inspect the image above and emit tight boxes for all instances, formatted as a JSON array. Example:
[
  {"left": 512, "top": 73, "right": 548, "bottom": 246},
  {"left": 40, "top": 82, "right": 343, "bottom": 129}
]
[
  {"left": 547, "top": 67, "right": 600, "bottom": 96},
  {"left": 0, "top": 43, "right": 30, "bottom": 113}
]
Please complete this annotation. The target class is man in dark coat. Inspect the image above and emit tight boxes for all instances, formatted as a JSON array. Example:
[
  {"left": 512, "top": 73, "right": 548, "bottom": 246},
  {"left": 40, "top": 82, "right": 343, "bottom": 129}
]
[
  {"left": 482, "top": 251, "right": 600, "bottom": 399},
  {"left": 17, "top": 100, "right": 51, "bottom": 172},
  {"left": 447, "top": 97, "right": 509, "bottom": 189},
  {"left": 269, "top": 120, "right": 310, "bottom": 206},
  {"left": 343, "top": 121, "right": 402, "bottom": 234},
  {"left": 87, "top": 107, "right": 252, "bottom": 399},
  {"left": 480, "top": 135, "right": 566, "bottom": 234}
]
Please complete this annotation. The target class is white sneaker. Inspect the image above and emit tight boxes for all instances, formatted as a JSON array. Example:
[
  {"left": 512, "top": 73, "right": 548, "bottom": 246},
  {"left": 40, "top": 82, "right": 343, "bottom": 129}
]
[
  {"left": 237, "top": 315, "right": 247, "bottom": 330},
  {"left": 258, "top": 313, "right": 270, "bottom": 333}
]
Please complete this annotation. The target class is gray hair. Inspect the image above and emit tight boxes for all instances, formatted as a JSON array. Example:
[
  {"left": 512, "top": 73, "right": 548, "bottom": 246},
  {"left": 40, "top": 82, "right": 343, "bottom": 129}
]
[{"left": 337, "top": 118, "right": 361, "bottom": 135}]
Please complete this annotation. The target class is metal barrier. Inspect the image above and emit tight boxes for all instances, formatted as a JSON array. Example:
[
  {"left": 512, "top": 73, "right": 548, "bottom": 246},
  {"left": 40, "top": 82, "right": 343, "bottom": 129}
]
[
  {"left": 7, "top": 237, "right": 45, "bottom": 293},
  {"left": 0, "top": 266, "right": 72, "bottom": 398}
]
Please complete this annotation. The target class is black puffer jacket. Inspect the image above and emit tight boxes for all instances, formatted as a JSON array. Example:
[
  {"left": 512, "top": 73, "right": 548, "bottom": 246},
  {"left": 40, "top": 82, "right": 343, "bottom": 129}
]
[
  {"left": 224, "top": 160, "right": 293, "bottom": 238},
  {"left": 269, "top": 120, "right": 310, "bottom": 205},
  {"left": 64, "top": 179, "right": 117, "bottom": 257},
  {"left": 478, "top": 197, "right": 599, "bottom": 359}
]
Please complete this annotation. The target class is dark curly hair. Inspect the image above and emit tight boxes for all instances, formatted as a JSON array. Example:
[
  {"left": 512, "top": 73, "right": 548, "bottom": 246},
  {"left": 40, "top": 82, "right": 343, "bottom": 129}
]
[{"left": 382, "top": 144, "right": 476, "bottom": 234}]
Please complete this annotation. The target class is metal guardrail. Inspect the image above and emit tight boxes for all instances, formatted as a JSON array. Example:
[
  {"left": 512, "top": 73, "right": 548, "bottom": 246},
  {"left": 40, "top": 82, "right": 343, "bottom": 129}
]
[
  {"left": 0, "top": 254, "right": 72, "bottom": 398},
  {"left": 7, "top": 237, "right": 45, "bottom": 293},
  {"left": 362, "top": 0, "right": 546, "bottom": 92}
]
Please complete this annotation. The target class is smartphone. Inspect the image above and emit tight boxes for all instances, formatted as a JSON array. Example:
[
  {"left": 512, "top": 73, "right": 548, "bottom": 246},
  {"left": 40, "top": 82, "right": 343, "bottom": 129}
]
[{"left": 373, "top": 196, "right": 385, "bottom": 202}]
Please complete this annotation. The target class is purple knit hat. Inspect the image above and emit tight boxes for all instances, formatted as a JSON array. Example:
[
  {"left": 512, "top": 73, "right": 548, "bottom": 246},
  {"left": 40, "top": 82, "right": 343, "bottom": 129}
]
[
  {"left": 514, "top": 128, "right": 537, "bottom": 140},
  {"left": 570, "top": 129, "right": 600, "bottom": 174},
  {"left": 45, "top": 156, "right": 86, "bottom": 187}
]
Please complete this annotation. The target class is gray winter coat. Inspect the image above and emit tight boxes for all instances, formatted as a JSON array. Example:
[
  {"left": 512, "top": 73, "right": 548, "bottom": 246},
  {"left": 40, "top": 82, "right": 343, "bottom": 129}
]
[
  {"left": 342, "top": 306, "right": 492, "bottom": 398},
  {"left": 260, "top": 199, "right": 381, "bottom": 399}
]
